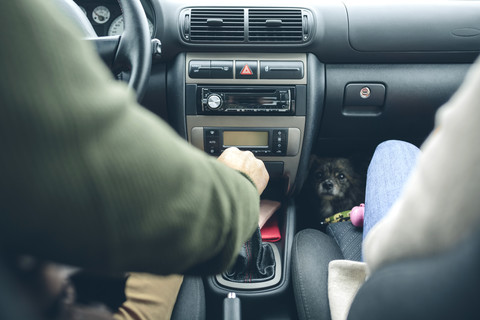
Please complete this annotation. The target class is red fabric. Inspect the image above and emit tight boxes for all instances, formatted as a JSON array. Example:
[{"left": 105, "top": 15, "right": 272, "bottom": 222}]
[{"left": 260, "top": 214, "right": 281, "bottom": 242}]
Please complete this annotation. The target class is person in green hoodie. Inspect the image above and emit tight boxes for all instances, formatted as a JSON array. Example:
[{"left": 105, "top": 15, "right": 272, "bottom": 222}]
[{"left": 0, "top": 1, "right": 269, "bottom": 319}]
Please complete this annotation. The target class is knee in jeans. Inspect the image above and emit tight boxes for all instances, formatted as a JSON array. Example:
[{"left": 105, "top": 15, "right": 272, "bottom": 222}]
[
  {"left": 372, "top": 140, "right": 419, "bottom": 164},
  {"left": 376, "top": 140, "right": 414, "bottom": 152}
]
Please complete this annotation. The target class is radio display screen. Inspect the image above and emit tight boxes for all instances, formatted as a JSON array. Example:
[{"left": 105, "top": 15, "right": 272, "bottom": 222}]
[{"left": 223, "top": 131, "right": 269, "bottom": 148}]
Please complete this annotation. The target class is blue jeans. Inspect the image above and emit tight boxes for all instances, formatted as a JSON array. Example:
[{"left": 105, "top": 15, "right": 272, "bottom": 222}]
[{"left": 363, "top": 140, "right": 420, "bottom": 240}]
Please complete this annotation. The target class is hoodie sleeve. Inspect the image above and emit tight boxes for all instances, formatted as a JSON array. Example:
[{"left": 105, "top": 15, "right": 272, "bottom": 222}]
[{"left": 0, "top": 0, "right": 259, "bottom": 275}]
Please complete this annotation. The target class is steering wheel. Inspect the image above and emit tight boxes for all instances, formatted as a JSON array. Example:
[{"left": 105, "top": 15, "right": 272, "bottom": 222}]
[{"left": 54, "top": 0, "right": 152, "bottom": 101}]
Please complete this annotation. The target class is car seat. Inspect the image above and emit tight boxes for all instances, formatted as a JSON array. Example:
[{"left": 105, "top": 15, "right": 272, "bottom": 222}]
[{"left": 292, "top": 225, "right": 480, "bottom": 320}]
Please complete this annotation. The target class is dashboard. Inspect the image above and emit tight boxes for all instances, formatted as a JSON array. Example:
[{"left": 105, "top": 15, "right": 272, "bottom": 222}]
[
  {"left": 69, "top": 0, "right": 480, "bottom": 200},
  {"left": 145, "top": 0, "right": 478, "bottom": 193},
  {"left": 63, "top": 1, "right": 480, "bottom": 319},
  {"left": 69, "top": 0, "right": 480, "bottom": 219}
]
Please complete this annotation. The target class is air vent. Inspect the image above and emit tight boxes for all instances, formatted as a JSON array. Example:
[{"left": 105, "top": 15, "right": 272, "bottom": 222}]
[
  {"left": 180, "top": 8, "right": 313, "bottom": 44},
  {"left": 188, "top": 8, "right": 245, "bottom": 42},
  {"left": 248, "top": 9, "right": 304, "bottom": 43}
]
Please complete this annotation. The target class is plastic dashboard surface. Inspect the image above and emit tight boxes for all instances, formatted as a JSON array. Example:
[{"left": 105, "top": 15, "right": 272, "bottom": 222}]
[
  {"left": 150, "top": 0, "right": 480, "bottom": 63},
  {"left": 145, "top": 0, "right": 478, "bottom": 192}
]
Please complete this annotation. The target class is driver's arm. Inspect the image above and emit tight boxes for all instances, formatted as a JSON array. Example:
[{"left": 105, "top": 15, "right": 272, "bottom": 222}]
[{"left": 0, "top": 1, "right": 265, "bottom": 275}]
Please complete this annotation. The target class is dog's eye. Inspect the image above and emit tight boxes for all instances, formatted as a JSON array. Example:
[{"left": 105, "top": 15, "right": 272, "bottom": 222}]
[
  {"left": 315, "top": 172, "right": 323, "bottom": 180},
  {"left": 338, "top": 173, "right": 345, "bottom": 180}
]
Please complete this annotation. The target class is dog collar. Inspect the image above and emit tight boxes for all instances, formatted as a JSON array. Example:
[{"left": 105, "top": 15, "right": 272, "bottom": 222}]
[{"left": 321, "top": 210, "right": 351, "bottom": 225}]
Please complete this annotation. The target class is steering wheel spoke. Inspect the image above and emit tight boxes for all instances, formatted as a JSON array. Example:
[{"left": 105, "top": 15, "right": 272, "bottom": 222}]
[
  {"left": 56, "top": 0, "right": 151, "bottom": 101},
  {"left": 86, "top": 36, "right": 120, "bottom": 68}
]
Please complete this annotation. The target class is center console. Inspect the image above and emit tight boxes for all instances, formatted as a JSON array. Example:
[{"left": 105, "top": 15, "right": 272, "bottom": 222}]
[
  {"left": 166, "top": 51, "right": 324, "bottom": 319},
  {"left": 181, "top": 52, "right": 309, "bottom": 319}
]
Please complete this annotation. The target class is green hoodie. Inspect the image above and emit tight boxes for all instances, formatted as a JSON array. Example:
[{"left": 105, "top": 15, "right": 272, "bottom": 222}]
[{"left": 0, "top": 0, "right": 259, "bottom": 275}]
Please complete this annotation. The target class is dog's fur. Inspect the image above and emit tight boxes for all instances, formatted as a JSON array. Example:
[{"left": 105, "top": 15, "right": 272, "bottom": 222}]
[{"left": 303, "top": 156, "right": 365, "bottom": 223}]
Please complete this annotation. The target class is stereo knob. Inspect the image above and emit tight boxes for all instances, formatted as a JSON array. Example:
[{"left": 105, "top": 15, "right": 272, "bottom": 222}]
[{"left": 207, "top": 94, "right": 222, "bottom": 110}]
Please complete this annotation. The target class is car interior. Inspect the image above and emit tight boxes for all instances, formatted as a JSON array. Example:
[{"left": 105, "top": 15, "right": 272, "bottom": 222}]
[{"left": 14, "top": 0, "right": 480, "bottom": 319}]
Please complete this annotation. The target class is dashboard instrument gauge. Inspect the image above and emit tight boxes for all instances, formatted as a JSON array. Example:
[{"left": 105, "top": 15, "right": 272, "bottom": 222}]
[
  {"left": 92, "top": 6, "right": 110, "bottom": 24},
  {"left": 108, "top": 15, "right": 154, "bottom": 37}
]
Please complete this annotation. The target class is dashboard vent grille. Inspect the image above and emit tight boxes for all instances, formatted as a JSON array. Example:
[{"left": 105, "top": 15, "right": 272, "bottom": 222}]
[
  {"left": 248, "top": 9, "right": 304, "bottom": 43},
  {"left": 190, "top": 8, "right": 245, "bottom": 42}
]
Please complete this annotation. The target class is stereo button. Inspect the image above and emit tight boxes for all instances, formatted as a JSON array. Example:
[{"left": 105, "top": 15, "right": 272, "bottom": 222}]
[
  {"left": 260, "top": 61, "right": 304, "bottom": 79},
  {"left": 211, "top": 60, "right": 233, "bottom": 79},
  {"left": 207, "top": 94, "right": 222, "bottom": 110},
  {"left": 189, "top": 60, "right": 211, "bottom": 78},
  {"left": 206, "top": 139, "right": 218, "bottom": 146},
  {"left": 272, "top": 129, "right": 288, "bottom": 155},
  {"left": 206, "top": 129, "right": 219, "bottom": 137},
  {"left": 236, "top": 61, "right": 258, "bottom": 79}
]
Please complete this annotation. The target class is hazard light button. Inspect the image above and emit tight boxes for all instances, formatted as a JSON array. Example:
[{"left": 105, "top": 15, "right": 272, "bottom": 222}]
[{"left": 235, "top": 61, "right": 258, "bottom": 79}]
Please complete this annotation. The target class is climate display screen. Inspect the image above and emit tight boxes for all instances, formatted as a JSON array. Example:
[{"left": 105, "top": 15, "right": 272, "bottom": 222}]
[{"left": 223, "top": 131, "right": 269, "bottom": 147}]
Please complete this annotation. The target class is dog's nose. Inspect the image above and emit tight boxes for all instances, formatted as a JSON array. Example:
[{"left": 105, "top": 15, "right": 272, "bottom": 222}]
[{"left": 323, "top": 180, "right": 334, "bottom": 190}]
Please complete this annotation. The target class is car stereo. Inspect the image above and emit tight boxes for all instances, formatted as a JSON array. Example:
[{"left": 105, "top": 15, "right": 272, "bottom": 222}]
[{"left": 197, "top": 86, "right": 295, "bottom": 115}]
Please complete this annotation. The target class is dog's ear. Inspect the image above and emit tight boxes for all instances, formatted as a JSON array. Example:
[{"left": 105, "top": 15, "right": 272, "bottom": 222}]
[
  {"left": 345, "top": 155, "right": 368, "bottom": 191},
  {"left": 348, "top": 154, "right": 369, "bottom": 179},
  {"left": 308, "top": 154, "right": 319, "bottom": 170}
]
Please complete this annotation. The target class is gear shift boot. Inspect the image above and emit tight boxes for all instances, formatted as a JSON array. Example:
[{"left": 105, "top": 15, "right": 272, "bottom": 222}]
[{"left": 223, "top": 228, "right": 276, "bottom": 283}]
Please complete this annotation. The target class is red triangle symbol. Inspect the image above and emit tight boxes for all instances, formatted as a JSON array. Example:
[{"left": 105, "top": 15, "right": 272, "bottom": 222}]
[{"left": 240, "top": 64, "right": 253, "bottom": 75}]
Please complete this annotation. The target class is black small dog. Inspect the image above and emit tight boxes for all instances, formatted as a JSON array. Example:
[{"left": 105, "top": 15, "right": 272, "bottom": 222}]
[{"left": 303, "top": 156, "right": 365, "bottom": 224}]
